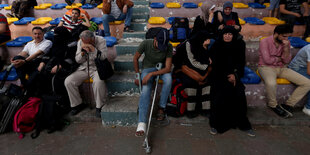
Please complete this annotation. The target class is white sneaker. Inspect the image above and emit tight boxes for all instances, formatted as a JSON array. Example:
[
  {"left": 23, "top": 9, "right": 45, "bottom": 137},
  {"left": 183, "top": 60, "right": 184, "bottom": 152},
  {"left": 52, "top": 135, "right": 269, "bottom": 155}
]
[{"left": 302, "top": 107, "right": 310, "bottom": 116}]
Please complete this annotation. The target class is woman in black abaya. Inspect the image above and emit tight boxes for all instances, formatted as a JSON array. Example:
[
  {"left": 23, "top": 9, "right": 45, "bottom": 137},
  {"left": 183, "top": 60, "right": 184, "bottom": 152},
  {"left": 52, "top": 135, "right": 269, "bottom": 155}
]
[{"left": 209, "top": 26, "right": 254, "bottom": 136}]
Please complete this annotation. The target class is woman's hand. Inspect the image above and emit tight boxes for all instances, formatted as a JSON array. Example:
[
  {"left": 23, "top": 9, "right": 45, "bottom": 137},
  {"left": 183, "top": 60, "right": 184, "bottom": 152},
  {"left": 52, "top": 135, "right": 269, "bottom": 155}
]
[
  {"left": 51, "top": 65, "right": 62, "bottom": 74},
  {"left": 227, "top": 74, "right": 236, "bottom": 86},
  {"left": 37, "top": 62, "right": 45, "bottom": 72}
]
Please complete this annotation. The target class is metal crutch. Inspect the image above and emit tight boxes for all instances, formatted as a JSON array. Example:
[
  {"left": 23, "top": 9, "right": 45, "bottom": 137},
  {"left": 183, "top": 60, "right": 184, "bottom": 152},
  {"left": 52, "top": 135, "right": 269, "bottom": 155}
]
[{"left": 143, "top": 63, "right": 162, "bottom": 154}]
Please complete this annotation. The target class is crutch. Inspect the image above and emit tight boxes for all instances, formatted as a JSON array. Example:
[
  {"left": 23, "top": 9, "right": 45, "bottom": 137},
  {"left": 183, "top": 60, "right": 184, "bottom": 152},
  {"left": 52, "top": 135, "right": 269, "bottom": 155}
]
[{"left": 143, "top": 63, "right": 162, "bottom": 154}]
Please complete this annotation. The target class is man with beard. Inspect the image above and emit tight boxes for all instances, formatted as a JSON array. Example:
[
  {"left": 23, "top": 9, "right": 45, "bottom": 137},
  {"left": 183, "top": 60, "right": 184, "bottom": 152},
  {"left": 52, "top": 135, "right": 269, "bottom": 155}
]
[{"left": 258, "top": 24, "right": 310, "bottom": 118}]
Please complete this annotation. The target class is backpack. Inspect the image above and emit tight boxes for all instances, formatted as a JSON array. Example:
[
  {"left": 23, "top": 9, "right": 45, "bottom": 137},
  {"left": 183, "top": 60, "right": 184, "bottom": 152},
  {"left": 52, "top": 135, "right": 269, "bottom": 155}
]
[
  {"left": 169, "top": 17, "right": 191, "bottom": 42},
  {"left": 145, "top": 27, "right": 167, "bottom": 39},
  {"left": 13, "top": 97, "right": 41, "bottom": 139},
  {"left": 166, "top": 80, "right": 188, "bottom": 117}
]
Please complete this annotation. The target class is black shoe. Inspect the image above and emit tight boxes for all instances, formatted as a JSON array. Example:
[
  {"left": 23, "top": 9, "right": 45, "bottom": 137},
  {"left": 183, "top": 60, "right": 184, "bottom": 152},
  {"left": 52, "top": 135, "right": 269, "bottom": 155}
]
[
  {"left": 270, "top": 105, "right": 291, "bottom": 118},
  {"left": 186, "top": 110, "right": 199, "bottom": 118},
  {"left": 200, "top": 109, "right": 210, "bottom": 118},
  {"left": 281, "top": 104, "right": 293, "bottom": 117},
  {"left": 65, "top": 0, "right": 73, "bottom": 5},
  {"left": 70, "top": 104, "right": 86, "bottom": 116},
  {"left": 95, "top": 108, "right": 101, "bottom": 118}
]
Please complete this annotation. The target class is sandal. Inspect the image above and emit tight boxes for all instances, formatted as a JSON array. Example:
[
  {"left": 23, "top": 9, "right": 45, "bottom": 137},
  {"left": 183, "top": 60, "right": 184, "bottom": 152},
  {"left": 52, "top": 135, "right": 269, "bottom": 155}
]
[
  {"left": 135, "top": 122, "right": 146, "bottom": 137},
  {"left": 156, "top": 109, "right": 166, "bottom": 121},
  {"left": 124, "top": 26, "right": 134, "bottom": 32}
]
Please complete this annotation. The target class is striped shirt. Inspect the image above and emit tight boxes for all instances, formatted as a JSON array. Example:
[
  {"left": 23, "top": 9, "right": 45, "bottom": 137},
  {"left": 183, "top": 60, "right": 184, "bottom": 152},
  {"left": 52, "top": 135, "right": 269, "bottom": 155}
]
[
  {"left": 61, "top": 14, "right": 83, "bottom": 32},
  {"left": 0, "top": 13, "right": 10, "bottom": 37}
]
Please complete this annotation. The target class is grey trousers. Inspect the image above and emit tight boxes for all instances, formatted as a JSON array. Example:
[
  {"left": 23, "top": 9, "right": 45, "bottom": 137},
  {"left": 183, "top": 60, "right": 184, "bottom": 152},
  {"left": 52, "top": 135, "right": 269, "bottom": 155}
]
[{"left": 64, "top": 69, "right": 107, "bottom": 108}]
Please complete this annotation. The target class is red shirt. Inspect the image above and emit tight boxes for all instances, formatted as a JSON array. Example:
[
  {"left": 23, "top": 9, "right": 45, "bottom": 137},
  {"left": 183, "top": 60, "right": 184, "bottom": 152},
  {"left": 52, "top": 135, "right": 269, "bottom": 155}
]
[{"left": 0, "top": 13, "right": 10, "bottom": 37}]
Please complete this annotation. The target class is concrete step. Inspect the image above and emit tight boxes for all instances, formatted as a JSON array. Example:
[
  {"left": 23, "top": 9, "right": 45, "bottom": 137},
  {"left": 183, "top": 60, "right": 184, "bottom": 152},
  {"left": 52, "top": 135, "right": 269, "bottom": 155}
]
[
  {"left": 113, "top": 54, "right": 140, "bottom": 72},
  {"left": 130, "top": 22, "right": 147, "bottom": 31},
  {"left": 122, "top": 31, "right": 146, "bottom": 39},
  {"left": 132, "top": 7, "right": 149, "bottom": 14},
  {"left": 133, "top": 1, "right": 150, "bottom": 5},
  {"left": 150, "top": 7, "right": 269, "bottom": 19},
  {"left": 99, "top": 95, "right": 310, "bottom": 126}
]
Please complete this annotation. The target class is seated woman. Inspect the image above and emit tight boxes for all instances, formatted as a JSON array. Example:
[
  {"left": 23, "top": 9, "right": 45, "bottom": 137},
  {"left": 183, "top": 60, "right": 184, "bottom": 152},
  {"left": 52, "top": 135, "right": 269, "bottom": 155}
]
[
  {"left": 173, "top": 32, "right": 212, "bottom": 118},
  {"left": 209, "top": 26, "right": 254, "bottom": 136},
  {"left": 192, "top": 2, "right": 217, "bottom": 39},
  {"left": 38, "top": 26, "right": 78, "bottom": 103},
  {"left": 213, "top": 1, "right": 242, "bottom": 36}
]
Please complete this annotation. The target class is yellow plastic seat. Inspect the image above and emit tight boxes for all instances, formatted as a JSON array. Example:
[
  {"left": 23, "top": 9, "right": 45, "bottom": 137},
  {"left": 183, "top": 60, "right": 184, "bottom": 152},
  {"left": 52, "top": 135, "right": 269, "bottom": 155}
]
[
  {"left": 169, "top": 41, "right": 180, "bottom": 47},
  {"left": 166, "top": 2, "right": 181, "bottom": 8},
  {"left": 84, "top": 78, "right": 93, "bottom": 83},
  {"left": 256, "top": 70, "right": 291, "bottom": 84},
  {"left": 97, "top": 3, "right": 103, "bottom": 8},
  {"left": 4, "top": 6, "right": 11, "bottom": 10},
  {"left": 262, "top": 17, "right": 285, "bottom": 25},
  {"left": 260, "top": 37, "right": 267, "bottom": 41},
  {"left": 7, "top": 17, "right": 19, "bottom": 24},
  {"left": 109, "top": 20, "right": 124, "bottom": 25},
  {"left": 264, "top": 3, "right": 270, "bottom": 8},
  {"left": 31, "top": 17, "right": 53, "bottom": 25},
  {"left": 66, "top": 3, "right": 82, "bottom": 9},
  {"left": 34, "top": 3, "right": 52, "bottom": 9},
  {"left": 306, "top": 37, "right": 310, "bottom": 43},
  {"left": 198, "top": 2, "right": 203, "bottom": 7},
  {"left": 233, "top": 3, "right": 249, "bottom": 9},
  {"left": 239, "top": 18, "right": 246, "bottom": 25},
  {"left": 148, "top": 17, "right": 166, "bottom": 24}
]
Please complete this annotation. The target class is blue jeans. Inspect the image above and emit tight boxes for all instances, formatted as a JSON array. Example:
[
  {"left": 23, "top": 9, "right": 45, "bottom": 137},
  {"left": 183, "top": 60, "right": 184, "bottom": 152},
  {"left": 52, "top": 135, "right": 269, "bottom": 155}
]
[
  {"left": 138, "top": 68, "right": 172, "bottom": 123},
  {"left": 290, "top": 67, "right": 310, "bottom": 109},
  {"left": 102, "top": 7, "right": 133, "bottom": 36}
]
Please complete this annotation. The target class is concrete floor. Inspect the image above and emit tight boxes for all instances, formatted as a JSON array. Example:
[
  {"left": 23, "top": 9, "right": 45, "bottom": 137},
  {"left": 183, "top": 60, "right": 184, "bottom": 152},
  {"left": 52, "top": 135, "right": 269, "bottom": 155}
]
[{"left": 1, "top": 122, "right": 310, "bottom": 155}]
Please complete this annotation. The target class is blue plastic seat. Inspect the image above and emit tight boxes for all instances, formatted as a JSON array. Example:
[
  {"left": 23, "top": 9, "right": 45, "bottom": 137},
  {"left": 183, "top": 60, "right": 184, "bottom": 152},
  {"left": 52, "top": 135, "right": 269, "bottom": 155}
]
[
  {"left": 288, "top": 37, "right": 309, "bottom": 48},
  {"left": 49, "top": 17, "right": 62, "bottom": 25},
  {"left": 244, "top": 17, "right": 265, "bottom": 25},
  {"left": 0, "top": 67, "right": 18, "bottom": 81},
  {"left": 6, "top": 36, "right": 33, "bottom": 47},
  {"left": 13, "top": 17, "right": 36, "bottom": 25},
  {"left": 90, "top": 17, "right": 103, "bottom": 25},
  {"left": 248, "top": 3, "right": 266, "bottom": 8},
  {"left": 150, "top": 3, "right": 165, "bottom": 8},
  {"left": 82, "top": 3, "right": 97, "bottom": 9},
  {"left": 241, "top": 67, "right": 261, "bottom": 84},
  {"left": 183, "top": 3, "right": 198, "bottom": 8},
  {"left": 50, "top": 3, "right": 67, "bottom": 9},
  {"left": 104, "top": 36, "right": 117, "bottom": 47},
  {"left": 0, "top": 4, "right": 9, "bottom": 8}
]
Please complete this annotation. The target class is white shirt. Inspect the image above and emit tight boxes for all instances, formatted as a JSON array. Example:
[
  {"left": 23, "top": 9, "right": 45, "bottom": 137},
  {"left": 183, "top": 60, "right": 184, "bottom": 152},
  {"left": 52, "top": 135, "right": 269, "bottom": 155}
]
[
  {"left": 110, "top": 0, "right": 122, "bottom": 19},
  {"left": 22, "top": 39, "right": 52, "bottom": 56}
]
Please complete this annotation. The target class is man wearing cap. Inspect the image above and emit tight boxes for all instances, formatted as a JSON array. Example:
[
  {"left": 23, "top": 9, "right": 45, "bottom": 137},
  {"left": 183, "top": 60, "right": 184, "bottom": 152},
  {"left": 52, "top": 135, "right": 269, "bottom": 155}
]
[{"left": 133, "top": 29, "right": 173, "bottom": 137}]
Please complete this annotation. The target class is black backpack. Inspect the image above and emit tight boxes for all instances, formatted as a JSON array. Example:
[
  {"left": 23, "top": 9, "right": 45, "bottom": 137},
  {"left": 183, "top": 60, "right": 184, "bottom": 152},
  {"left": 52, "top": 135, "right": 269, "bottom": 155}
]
[
  {"left": 145, "top": 27, "right": 167, "bottom": 39},
  {"left": 169, "top": 17, "right": 191, "bottom": 42}
]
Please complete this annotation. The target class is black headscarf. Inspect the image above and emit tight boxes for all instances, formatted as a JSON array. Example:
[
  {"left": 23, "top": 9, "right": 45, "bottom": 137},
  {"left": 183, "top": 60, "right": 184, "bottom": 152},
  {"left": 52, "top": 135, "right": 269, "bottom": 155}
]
[
  {"left": 188, "top": 31, "right": 212, "bottom": 64},
  {"left": 218, "top": 26, "right": 238, "bottom": 44}
]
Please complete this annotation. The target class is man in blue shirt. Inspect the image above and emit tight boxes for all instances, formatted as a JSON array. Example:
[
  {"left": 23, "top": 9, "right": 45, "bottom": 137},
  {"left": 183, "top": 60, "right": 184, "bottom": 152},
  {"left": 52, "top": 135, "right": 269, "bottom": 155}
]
[{"left": 288, "top": 44, "right": 310, "bottom": 116}]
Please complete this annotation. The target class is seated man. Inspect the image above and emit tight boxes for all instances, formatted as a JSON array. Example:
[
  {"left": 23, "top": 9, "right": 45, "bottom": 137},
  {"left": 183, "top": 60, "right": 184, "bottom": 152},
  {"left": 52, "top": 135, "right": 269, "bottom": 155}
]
[
  {"left": 102, "top": 0, "right": 134, "bottom": 36},
  {"left": 11, "top": 27, "right": 52, "bottom": 92},
  {"left": 288, "top": 44, "right": 310, "bottom": 116},
  {"left": 258, "top": 24, "right": 310, "bottom": 118},
  {"left": 133, "top": 29, "right": 172, "bottom": 137},
  {"left": 58, "top": 8, "right": 91, "bottom": 41},
  {"left": 64, "top": 30, "right": 108, "bottom": 118},
  {"left": 6, "top": 0, "right": 37, "bottom": 18},
  {"left": 279, "top": 0, "right": 310, "bottom": 39},
  {"left": 0, "top": 13, "right": 11, "bottom": 44}
]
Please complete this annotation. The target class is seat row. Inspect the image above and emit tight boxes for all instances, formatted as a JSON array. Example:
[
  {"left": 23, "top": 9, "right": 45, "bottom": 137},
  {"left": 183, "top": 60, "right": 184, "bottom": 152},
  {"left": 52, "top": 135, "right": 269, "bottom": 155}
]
[
  {"left": 150, "top": 2, "right": 270, "bottom": 9},
  {"left": 0, "top": 3, "right": 104, "bottom": 10}
]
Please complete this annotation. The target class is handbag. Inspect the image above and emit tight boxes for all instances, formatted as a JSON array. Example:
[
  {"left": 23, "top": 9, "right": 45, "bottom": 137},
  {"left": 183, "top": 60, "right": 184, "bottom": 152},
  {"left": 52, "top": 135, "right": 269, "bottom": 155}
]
[{"left": 95, "top": 50, "right": 114, "bottom": 80}]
